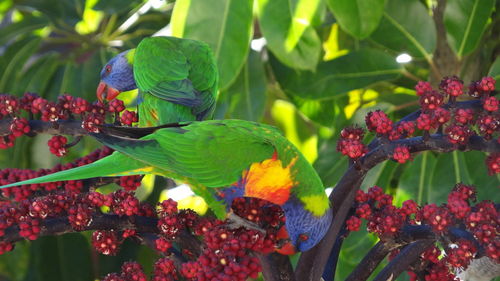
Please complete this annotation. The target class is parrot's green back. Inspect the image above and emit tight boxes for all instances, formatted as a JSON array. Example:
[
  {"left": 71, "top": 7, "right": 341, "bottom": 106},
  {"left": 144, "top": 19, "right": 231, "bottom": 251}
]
[{"left": 132, "top": 37, "right": 218, "bottom": 126}]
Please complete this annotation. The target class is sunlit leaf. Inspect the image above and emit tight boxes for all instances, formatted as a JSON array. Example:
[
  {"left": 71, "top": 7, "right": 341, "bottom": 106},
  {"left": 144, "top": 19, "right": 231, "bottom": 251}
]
[
  {"left": 222, "top": 50, "right": 267, "bottom": 121},
  {"left": 327, "top": 0, "right": 386, "bottom": 39},
  {"left": 444, "top": 0, "right": 495, "bottom": 58},
  {"left": 256, "top": 0, "right": 321, "bottom": 70},
  {"left": 171, "top": 0, "right": 253, "bottom": 90},
  {"left": 370, "top": 0, "right": 436, "bottom": 59}
]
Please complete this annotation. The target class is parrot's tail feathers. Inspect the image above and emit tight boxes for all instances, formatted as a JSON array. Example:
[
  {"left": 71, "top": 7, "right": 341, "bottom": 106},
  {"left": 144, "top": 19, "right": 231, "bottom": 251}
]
[
  {"left": 0, "top": 154, "right": 147, "bottom": 189},
  {"left": 98, "top": 122, "right": 188, "bottom": 139}
]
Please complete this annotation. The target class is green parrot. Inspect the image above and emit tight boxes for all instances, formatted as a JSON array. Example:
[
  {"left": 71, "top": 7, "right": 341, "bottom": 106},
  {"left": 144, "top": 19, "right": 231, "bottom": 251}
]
[
  {"left": 96, "top": 36, "right": 218, "bottom": 126},
  {"left": 0, "top": 120, "right": 332, "bottom": 252}
]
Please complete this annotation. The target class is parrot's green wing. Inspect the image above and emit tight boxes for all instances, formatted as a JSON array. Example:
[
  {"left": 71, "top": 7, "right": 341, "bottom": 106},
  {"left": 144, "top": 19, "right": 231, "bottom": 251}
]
[
  {"left": 0, "top": 153, "right": 153, "bottom": 189},
  {"left": 92, "top": 120, "right": 278, "bottom": 188},
  {"left": 134, "top": 37, "right": 217, "bottom": 107}
]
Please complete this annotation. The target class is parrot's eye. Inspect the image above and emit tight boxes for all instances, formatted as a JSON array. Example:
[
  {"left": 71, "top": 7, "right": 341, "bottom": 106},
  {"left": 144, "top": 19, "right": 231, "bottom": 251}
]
[{"left": 105, "top": 65, "right": 112, "bottom": 73}]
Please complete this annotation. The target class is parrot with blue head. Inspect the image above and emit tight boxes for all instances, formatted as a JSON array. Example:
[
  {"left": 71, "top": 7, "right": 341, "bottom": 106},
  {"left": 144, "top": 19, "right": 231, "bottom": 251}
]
[{"left": 97, "top": 36, "right": 218, "bottom": 126}]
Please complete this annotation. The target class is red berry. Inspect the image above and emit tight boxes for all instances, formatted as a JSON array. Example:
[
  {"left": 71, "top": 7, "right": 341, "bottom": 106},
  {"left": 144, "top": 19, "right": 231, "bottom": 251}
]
[
  {"left": 336, "top": 139, "right": 367, "bottom": 160},
  {"left": 340, "top": 127, "right": 365, "bottom": 140},
  {"left": 445, "top": 124, "right": 472, "bottom": 145},
  {"left": 119, "top": 175, "right": 142, "bottom": 191},
  {"left": 365, "top": 110, "right": 393, "bottom": 135},
  {"left": 485, "top": 153, "right": 500, "bottom": 175},
  {"left": 420, "top": 90, "right": 444, "bottom": 111},
  {"left": 47, "top": 135, "right": 68, "bottom": 157},
  {"left": 92, "top": 230, "right": 120, "bottom": 255},
  {"left": 155, "top": 237, "right": 172, "bottom": 253},
  {"left": 10, "top": 118, "right": 31, "bottom": 137},
  {"left": 483, "top": 96, "right": 499, "bottom": 112},
  {"left": 416, "top": 113, "right": 436, "bottom": 131},
  {"left": 108, "top": 99, "right": 126, "bottom": 113},
  {"left": 415, "top": 81, "right": 433, "bottom": 96},
  {"left": 120, "top": 110, "right": 138, "bottom": 126},
  {"left": 478, "top": 76, "right": 496, "bottom": 92},
  {"left": 346, "top": 216, "right": 362, "bottom": 231},
  {"left": 70, "top": 97, "right": 90, "bottom": 114},
  {"left": 392, "top": 145, "right": 411, "bottom": 164},
  {"left": 454, "top": 108, "right": 474, "bottom": 125}
]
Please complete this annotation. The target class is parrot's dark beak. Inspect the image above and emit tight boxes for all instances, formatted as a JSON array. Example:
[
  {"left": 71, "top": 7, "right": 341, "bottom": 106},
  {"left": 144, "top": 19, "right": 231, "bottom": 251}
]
[{"left": 97, "top": 82, "right": 121, "bottom": 102}]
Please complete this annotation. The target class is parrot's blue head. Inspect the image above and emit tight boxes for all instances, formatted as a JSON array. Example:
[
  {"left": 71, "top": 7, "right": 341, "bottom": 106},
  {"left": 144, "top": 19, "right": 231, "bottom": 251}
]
[
  {"left": 281, "top": 198, "right": 333, "bottom": 252},
  {"left": 97, "top": 50, "right": 137, "bottom": 102}
]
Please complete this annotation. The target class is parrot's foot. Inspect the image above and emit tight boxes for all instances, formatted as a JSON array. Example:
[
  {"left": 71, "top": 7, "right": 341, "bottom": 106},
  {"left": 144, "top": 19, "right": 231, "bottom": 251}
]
[{"left": 226, "top": 213, "right": 265, "bottom": 233}]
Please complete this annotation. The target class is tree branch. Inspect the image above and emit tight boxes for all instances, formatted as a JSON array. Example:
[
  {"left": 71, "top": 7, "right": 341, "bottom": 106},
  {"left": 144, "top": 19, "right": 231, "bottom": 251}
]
[
  {"left": 0, "top": 119, "right": 87, "bottom": 136},
  {"left": 372, "top": 239, "right": 435, "bottom": 281},
  {"left": 295, "top": 100, "right": 498, "bottom": 281},
  {"left": 0, "top": 214, "right": 158, "bottom": 243}
]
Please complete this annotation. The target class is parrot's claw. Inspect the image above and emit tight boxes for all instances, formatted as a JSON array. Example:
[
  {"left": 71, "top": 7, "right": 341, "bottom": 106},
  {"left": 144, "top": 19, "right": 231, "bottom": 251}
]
[{"left": 226, "top": 213, "right": 266, "bottom": 233}]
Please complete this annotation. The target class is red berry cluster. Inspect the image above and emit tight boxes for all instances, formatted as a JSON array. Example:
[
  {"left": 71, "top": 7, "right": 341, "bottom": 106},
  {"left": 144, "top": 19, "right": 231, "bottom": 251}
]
[
  {"left": 0, "top": 146, "right": 113, "bottom": 202},
  {"left": 99, "top": 198, "right": 285, "bottom": 281},
  {"left": 0, "top": 93, "right": 139, "bottom": 156},
  {"left": 337, "top": 77, "right": 500, "bottom": 172},
  {"left": 347, "top": 184, "right": 499, "bottom": 280}
]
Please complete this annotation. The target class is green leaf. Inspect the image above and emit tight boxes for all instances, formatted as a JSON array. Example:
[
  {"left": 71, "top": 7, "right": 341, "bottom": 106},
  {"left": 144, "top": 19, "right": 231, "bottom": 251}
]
[
  {"left": 0, "top": 242, "right": 30, "bottom": 281},
  {"left": 370, "top": 0, "right": 436, "bottom": 59},
  {"left": 93, "top": 0, "right": 143, "bottom": 14},
  {"left": 27, "top": 234, "right": 92, "bottom": 281},
  {"left": 0, "top": 16, "right": 48, "bottom": 46},
  {"left": 17, "top": 0, "right": 85, "bottom": 26},
  {"left": 444, "top": 0, "right": 495, "bottom": 58},
  {"left": 314, "top": 137, "right": 348, "bottom": 187},
  {"left": 222, "top": 50, "right": 267, "bottom": 121},
  {"left": 171, "top": 0, "right": 253, "bottom": 90},
  {"left": 270, "top": 49, "right": 402, "bottom": 100},
  {"left": 488, "top": 56, "right": 500, "bottom": 82},
  {"left": 256, "top": 0, "right": 322, "bottom": 70},
  {"left": 335, "top": 224, "right": 379, "bottom": 280},
  {"left": 0, "top": 37, "right": 42, "bottom": 93},
  {"left": 396, "top": 152, "right": 438, "bottom": 205},
  {"left": 326, "top": 0, "right": 386, "bottom": 39}
]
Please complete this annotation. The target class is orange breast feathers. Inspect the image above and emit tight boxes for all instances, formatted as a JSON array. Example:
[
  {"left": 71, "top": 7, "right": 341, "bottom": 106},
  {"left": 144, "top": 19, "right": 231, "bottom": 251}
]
[{"left": 243, "top": 155, "right": 298, "bottom": 205}]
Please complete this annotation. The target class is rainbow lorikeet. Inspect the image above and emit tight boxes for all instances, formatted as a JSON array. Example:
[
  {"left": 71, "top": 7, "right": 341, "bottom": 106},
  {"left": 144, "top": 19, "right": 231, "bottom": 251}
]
[
  {"left": 96, "top": 36, "right": 218, "bottom": 126},
  {"left": 0, "top": 120, "right": 332, "bottom": 252}
]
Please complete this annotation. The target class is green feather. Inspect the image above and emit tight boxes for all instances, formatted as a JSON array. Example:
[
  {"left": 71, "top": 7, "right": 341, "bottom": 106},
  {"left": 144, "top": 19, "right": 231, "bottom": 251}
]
[
  {"left": 133, "top": 36, "right": 218, "bottom": 125},
  {"left": 0, "top": 153, "right": 151, "bottom": 189}
]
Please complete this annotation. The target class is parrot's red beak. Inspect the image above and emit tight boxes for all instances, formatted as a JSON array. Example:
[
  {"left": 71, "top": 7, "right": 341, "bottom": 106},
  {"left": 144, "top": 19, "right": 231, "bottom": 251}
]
[
  {"left": 275, "top": 226, "right": 297, "bottom": 255},
  {"left": 97, "top": 82, "right": 121, "bottom": 102}
]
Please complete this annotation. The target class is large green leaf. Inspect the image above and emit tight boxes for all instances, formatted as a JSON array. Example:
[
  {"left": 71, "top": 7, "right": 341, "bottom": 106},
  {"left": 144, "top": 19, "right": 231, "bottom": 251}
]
[
  {"left": 370, "top": 0, "right": 436, "bottom": 59},
  {"left": 289, "top": 95, "right": 349, "bottom": 127},
  {"left": 171, "top": 0, "right": 253, "bottom": 91},
  {"left": 0, "top": 16, "right": 48, "bottom": 46},
  {"left": 444, "top": 0, "right": 495, "bottom": 58},
  {"left": 270, "top": 49, "right": 402, "bottom": 100},
  {"left": 0, "top": 37, "right": 42, "bottom": 93},
  {"left": 314, "top": 138, "right": 348, "bottom": 187},
  {"left": 256, "top": 0, "right": 321, "bottom": 71},
  {"left": 488, "top": 56, "right": 500, "bottom": 82},
  {"left": 16, "top": 0, "right": 85, "bottom": 27},
  {"left": 327, "top": 0, "right": 386, "bottom": 39},
  {"left": 26, "top": 234, "right": 92, "bottom": 281},
  {"left": 396, "top": 152, "right": 438, "bottom": 205},
  {"left": 221, "top": 50, "right": 267, "bottom": 121}
]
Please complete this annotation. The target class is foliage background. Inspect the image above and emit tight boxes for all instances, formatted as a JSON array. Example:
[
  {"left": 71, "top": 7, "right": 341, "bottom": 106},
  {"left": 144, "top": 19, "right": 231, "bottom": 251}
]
[{"left": 0, "top": 0, "right": 498, "bottom": 280}]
